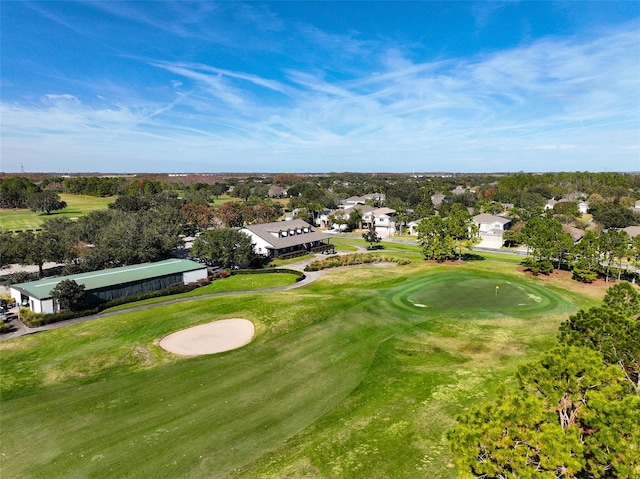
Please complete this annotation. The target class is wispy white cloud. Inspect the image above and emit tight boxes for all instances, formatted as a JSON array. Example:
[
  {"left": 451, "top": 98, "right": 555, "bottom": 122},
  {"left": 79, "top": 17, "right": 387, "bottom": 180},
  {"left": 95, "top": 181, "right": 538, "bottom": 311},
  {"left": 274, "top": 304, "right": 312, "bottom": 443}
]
[{"left": 2, "top": 19, "right": 638, "bottom": 172}]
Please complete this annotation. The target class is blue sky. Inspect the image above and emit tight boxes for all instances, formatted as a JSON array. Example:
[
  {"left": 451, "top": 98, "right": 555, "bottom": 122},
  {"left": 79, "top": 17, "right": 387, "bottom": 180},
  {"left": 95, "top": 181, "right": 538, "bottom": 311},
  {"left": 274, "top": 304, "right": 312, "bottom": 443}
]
[{"left": 1, "top": 1, "right": 639, "bottom": 173}]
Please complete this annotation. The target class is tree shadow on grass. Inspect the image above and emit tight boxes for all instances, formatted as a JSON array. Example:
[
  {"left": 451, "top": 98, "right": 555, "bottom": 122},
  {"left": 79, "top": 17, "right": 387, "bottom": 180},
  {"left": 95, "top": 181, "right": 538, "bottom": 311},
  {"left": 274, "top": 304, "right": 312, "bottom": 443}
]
[{"left": 461, "top": 253, "right": 485, "bottom": 261}]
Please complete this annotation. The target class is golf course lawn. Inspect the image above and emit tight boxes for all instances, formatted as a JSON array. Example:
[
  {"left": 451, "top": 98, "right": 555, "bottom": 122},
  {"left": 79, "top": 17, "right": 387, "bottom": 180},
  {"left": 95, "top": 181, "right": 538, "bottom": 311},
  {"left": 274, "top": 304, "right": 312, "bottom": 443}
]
[
  {"left": 0, "top": 258, "right": 606, "bottom": 478},
  {"left": 398, "top": 272, "right": 559, "bottom": 318},
  {"left": 0, "top": 194, "right": 114, "bottom": 231}
]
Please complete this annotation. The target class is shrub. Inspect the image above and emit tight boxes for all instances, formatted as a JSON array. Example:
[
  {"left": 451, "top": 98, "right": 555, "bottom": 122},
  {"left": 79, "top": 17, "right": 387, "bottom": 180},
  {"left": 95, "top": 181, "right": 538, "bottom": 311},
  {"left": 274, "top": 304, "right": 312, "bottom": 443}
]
[
  {"left": 304, "top": 254, "right": 410, "bottom": 271},
  {"left": 572, "top": 268, "right": 598, "bottom": 283},
  {"left": 522, "top": 258, "right": 553, "bottom": 276},
  {"left": 19, "top": 308, "right": 45, "bottom": 327}
]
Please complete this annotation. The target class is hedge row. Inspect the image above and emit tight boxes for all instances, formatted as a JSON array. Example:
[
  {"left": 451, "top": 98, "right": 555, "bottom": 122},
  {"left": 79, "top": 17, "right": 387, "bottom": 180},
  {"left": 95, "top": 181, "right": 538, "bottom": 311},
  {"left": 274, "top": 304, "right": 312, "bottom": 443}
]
[{"left": 304, "top": 254, "right": 411, "bottom": 271}]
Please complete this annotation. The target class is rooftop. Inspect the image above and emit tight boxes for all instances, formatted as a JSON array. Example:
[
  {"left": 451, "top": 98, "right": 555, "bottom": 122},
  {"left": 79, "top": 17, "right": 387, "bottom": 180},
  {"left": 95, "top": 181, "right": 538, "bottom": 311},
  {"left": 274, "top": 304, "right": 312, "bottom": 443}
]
[
  {"left": 241, "top": 219, "right": 331, "bottom": 249},
  {"left": 11, "top": 259, "right": 206, "bottom": 300}
]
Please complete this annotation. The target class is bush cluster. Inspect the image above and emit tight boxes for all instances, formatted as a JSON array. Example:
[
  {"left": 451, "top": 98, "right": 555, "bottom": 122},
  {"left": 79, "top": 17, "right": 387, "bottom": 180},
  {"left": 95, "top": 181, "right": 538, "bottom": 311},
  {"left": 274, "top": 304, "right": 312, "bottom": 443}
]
[
  {"left": 522, "top": 257, "right": 554, "bottom": 276},
  {"left": 304, "top": 254, "right": 410, "bottom": 271},
  {"left": 19, "top": 308, "right": 45, "bottom": 327}
]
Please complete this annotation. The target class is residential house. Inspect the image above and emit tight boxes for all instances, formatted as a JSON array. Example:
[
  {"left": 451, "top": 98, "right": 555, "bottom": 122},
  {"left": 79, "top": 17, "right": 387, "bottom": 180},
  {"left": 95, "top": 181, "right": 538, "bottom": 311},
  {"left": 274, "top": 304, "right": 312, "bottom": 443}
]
[
  {"left": 407, "top": 219, "right": 425, "bottom": 236},
  {"left": 340, "top": 193, "right": 385, "bottom": 209},
  {"left": 562, "top": 224, "right": 585, "bottom": 243},
  {"left": 472, "top": 213, "right": 512, "bottom": 249},
  {"left": 577, "top": 201, "right": 589, "bottom": 214},
  {"left": 622, "top": 225, "right": 640, "bottom": 238},
  {"left": 501, "top": 203, "right": 515, "bottom": 212},
  {"left": 314, "top": 208, "right": 334, "bottom": 228},
  {"left": 362, "top": 207, "right": 397, "bottom": 238},
  {"left": 545, "top": 198, "right": 577, "bottom": 211},
  {"left": 240, "top": 219, "right": 332, "bottom": 258},
  {"left": 431, "top": 194, "right": 447, "bottom": 208},
  {"left": 267, "top": 185, "right": 288, "bottom": 198}
]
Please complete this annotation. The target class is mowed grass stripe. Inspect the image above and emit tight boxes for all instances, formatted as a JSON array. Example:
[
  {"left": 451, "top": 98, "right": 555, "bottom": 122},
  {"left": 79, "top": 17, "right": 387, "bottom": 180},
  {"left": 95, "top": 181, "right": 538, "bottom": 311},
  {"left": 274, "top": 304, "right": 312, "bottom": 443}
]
[
  {"left": 2, "top": 292, "right": 397, "bottom": 478},
  {"left": 0, "top": 262, "right": 588, "bottom": 478}
]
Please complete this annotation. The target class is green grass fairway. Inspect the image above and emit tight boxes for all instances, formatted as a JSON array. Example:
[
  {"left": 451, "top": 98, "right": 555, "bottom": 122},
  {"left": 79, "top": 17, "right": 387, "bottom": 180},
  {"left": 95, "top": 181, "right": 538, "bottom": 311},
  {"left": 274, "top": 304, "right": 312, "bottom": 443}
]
[
  {"left": 399, "top": 272, "right": 559, "bottom": 318},
  {"left": 0, "top": 262, "right": 591, "bottom": 479},
  {"left": 0, "top": 194, "right": 114, "bottom": 231}
]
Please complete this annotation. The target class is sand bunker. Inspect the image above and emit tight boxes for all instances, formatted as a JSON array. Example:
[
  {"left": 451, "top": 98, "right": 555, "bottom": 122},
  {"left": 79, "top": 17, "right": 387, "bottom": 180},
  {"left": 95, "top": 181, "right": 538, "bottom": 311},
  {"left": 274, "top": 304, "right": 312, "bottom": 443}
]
[{"left": 159, "top": 318, "right": 254, "bottom": 356}]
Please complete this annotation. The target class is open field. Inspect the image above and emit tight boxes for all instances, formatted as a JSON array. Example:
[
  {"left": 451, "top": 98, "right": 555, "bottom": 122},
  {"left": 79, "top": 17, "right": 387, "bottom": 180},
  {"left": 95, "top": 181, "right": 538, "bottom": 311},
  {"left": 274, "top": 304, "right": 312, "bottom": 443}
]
[
  {"left": 0, "top": 256, "right": 607, "bottom": 478},
  {"left": 0, "top": 194, "right": 114, "bottom": 231}
]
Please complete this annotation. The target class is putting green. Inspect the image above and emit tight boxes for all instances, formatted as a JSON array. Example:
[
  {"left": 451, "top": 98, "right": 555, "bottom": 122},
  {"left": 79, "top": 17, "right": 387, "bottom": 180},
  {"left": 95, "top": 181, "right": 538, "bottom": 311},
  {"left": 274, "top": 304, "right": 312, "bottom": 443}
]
[{"left": 392, "top": 271, "right": 564, "bottom": 318}]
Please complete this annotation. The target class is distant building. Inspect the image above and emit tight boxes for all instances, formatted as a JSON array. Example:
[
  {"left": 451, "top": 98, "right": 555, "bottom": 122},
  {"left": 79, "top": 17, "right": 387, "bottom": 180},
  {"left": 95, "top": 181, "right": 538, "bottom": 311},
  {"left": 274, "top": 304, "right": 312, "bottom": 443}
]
[
  {"left": 10, "top": 259, "right": 208, "bottom": 314},
  {"left": 340, "top": 193, "right": 385, "bottom": 209},
  {"left": 577, "top": 201, "right": 589, "bottom": 214},
  {"left": 267, "top": 185, "right": 288, "bottom": 198},
  {"left": 622, "top": 225, "right": 640, "bottom": 238},
  {"left": 562, "top": 224, "right": 585, "bottom": 243},
  {"left": 431, "top": 194, "right": 447, "bottom": 207}
]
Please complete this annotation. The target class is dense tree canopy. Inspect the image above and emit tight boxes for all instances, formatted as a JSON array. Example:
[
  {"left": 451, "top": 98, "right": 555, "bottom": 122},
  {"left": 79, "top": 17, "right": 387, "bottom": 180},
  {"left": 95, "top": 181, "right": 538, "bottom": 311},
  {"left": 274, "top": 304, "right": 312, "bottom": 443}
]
[
  {"left": 449, "top": 283, "right": 640, "bottom": 478},
  {"left": 522, "top": 217, "right": 573, "bottom": 274},
  {"left": 191, "top": 228, "right": 256, "bottom": 268},
  {"left": 0, "top": 177, "right": 39, "bottom": 208},
  {"left": 449, "top": 346, "right": 640, "bottom": 479},
  {"left": 590, "top": 202, "right": 640, "bottom": 228},
  {"left": 26, "top": 191, "right": 67, "bottom": 214},
  {"left": 559, "top": 282, "right": 640, "bottom": 390},
  {"left": 51, "top": 279, "right": 86, "bottom": 312},
  {"left": 416, "top": 207, "right": 477, "bottom": 261}
]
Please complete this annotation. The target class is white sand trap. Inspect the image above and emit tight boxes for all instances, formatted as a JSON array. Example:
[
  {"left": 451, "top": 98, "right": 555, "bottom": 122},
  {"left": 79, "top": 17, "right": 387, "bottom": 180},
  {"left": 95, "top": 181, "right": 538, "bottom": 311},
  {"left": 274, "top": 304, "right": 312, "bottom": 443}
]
[{"left": 159, "top": 318, "right": 254, "bottom": 356}]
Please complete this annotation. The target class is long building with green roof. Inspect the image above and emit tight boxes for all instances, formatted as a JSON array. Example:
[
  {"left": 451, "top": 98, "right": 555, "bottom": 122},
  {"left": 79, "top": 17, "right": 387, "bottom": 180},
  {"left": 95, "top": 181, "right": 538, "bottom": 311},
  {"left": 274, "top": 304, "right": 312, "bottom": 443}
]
[{"left": 10, "top": 259, "right": 208, "bottom": 314}]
